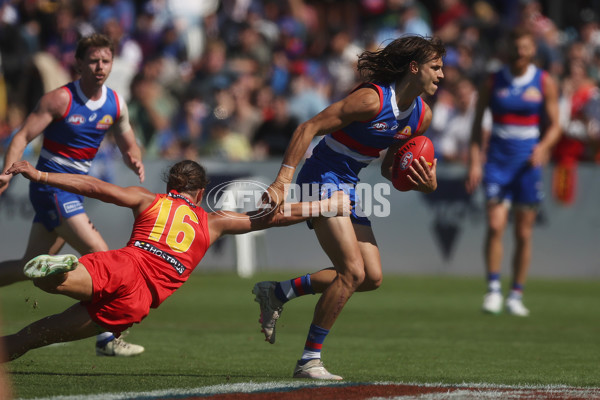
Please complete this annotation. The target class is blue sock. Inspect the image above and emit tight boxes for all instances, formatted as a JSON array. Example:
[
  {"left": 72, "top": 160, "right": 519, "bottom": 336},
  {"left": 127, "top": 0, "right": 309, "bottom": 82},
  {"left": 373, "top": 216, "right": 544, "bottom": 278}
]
[
  {"left": 274, "top": 274, "right": 314, "bottom": 304},
  {"left": 509, "top": 283, "right": 524, "bottom": 299},
  {"left": 487, "top": 272, "right": 501, "bottom": 292},
  {"left": 96, "top": 333, "right": 115, "bottom": 347},
  {"left": 299, "top": 324, "right": 329, "bottom": 364}
]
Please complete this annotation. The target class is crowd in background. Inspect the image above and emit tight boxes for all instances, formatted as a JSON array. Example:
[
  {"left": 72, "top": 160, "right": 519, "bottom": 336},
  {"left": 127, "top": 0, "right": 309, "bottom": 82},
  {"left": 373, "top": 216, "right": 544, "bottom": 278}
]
[{"left": 0, "top": 0, "right": 599, "bottom": 171}]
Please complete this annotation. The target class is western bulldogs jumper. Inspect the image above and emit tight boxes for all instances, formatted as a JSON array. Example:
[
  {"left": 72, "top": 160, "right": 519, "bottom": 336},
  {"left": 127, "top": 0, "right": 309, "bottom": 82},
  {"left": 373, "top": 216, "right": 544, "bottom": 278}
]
[
  {"left": 31, "top": 80, "right": 122, "bottom": 230},
  {"left": 297, "top": 82, "right": 426, "bottom": 225},
  {"left": 484, "top": 64, "right": 546, "bottom": 204}
]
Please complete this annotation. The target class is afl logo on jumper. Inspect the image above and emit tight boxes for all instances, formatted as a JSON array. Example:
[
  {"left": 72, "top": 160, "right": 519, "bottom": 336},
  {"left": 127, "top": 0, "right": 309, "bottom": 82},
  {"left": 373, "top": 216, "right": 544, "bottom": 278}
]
[
  {"left": 67, "top": 115, "right": 85, "bottom": 125},
  {"left": 400, "top": 152, "right": 414, "bottom": 170},
  {"left": 371, "top": 121, "right": 388, "bottom": 131},
  {"left": 394, "top": 126, "right": 412, "bottom": 140},
  {"left": 96, "top": 115, "right": 114, "bottom": 130}
]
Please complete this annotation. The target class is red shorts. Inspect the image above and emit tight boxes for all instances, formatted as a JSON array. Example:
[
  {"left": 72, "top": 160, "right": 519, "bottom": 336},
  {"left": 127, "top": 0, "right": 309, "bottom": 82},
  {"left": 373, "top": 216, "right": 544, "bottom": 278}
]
[{"left": 79, "top": 248, "right": 154, "bottom": 334}]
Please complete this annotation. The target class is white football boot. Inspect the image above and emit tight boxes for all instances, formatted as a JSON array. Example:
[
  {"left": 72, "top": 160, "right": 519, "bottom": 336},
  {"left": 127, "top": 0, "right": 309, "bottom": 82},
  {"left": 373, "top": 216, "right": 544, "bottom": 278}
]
[
  {"left": 252, "top": 281, "right": 284, "bottom": 344},
  {"left": 505, "top": 297, "right": 530, "bottom": 317},
  {"left": 23, "top": 254, "right": 78, "bottom": 279},
  {"left": 293, "top": 359, "right": 343, "bottom": 380},
  {"left": 96, "top": 337, "right": 145, "bottom": 357},
  {"left": 482, "top": 291, "right": 503, "bottom": 314}
]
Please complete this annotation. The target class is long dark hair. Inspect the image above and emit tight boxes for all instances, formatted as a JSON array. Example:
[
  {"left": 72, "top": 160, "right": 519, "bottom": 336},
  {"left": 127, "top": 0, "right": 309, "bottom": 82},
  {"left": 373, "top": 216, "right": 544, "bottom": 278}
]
[
  {"left": 357, "top": 35, "right": 446, "bottom": 84},
  {"left": 165, "top": 160, "right": 209, "bottom": 193}
]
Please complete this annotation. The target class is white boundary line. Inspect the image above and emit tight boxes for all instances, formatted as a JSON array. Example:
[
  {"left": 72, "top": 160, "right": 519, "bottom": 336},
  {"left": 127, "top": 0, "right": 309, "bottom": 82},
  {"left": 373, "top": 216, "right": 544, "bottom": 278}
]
[{"left": 18, "top": 381, "right": 600, "bottom": 400}]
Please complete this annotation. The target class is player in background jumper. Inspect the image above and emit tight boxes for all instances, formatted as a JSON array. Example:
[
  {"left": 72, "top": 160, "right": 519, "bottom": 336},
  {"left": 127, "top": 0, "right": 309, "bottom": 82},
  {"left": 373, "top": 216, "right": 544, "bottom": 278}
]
[
  {"left": 253, "top": 35, "right": 445, "bottom": 380},
  {"left": 0, "top": 34, "right": 145, "bottom": 356},
  {"left": 465, "top": 27, "right": 561, "bottom": 316},
  {"left": 2, "top": 159, "right": 349, "bottom": 361}
]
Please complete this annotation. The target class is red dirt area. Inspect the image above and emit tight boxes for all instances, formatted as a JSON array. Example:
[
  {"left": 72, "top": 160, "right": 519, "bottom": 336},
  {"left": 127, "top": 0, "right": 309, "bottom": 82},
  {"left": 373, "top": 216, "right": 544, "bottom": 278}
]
[
  {"left": 157, "top": 384, "right": 450, "bottom": 400},
  {"left": 155, "top": 384, "right": 600, "bottom": 400}
]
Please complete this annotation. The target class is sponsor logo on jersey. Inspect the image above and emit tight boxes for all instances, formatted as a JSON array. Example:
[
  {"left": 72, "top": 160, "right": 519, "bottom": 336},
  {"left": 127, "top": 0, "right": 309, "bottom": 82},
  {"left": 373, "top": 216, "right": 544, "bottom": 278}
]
[
  {"left": 522, "top": 87, "right": 542, "bottom": 102},
  {"left": 63, "top": 200, "right": 84, "bottom": 214},
  {"left": 371, "top": 121, "right": 388, "bottom": 131},
  {"left": 134, "top": 240, "right": 186, "bottom": 275},
  {"left": 394, "top": 126, "right": 412, "bottom": 140},
  {"left": 96, "top": 115, "right": 114, "bottom": 130},
  {"left": 67, "top": 115, "right": 86, "bottom": 125},
  {"left": 89, "top": 113, "right": 97, "bottom": 122}
]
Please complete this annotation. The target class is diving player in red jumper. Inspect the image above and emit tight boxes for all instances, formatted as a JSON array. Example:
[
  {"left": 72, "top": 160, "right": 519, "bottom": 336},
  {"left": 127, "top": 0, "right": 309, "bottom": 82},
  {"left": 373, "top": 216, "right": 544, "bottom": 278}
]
[
  {"left": 2, "top": 159, "right": 349, "bottom": 361},
  {"left": 253, "top": 35, "right": 445, "bottom": 380},
  {"left": 0, "top": 34, "right": 145, "bottom": 356}
]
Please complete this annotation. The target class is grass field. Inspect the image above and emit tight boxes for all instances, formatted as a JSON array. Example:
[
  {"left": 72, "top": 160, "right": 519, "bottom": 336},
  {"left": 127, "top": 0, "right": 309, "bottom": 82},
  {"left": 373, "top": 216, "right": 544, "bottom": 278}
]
[{"left": 1, "top": 272, "right": 599, "bottom": 399}]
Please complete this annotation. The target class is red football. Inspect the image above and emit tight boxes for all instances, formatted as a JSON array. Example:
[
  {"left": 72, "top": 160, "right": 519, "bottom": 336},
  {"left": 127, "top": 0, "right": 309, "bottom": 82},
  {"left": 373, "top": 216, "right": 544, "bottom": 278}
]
[{"left": 392, "top": 135, "right": 435, "bottom": 192}]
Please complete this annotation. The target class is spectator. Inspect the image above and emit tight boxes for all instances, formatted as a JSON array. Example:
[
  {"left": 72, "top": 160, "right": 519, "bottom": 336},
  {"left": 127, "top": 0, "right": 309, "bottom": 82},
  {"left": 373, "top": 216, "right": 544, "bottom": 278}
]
[
  {"left": 430, "top": 76, "right": 492, "bottom": 163},
  {"left": 552, "top": 58, "right": 600, "bottom": 204},
  {"left": 128, "top": 59, "right": 178, "bottom": 154},
  {"left": 287, "top": 67, "right": 329, "bottom": 124},
  {"left": 102, "top": 16, "right": 143, "bottom": 101},
  {"left": 163, "top": 89, "right": 210, "bottom": 160},
  {"left": 252, "top": 95, "right": 298, "bottom": 159},
  {"left": 326, "top": 29, "right": 363, "bottom": 101},
  {"left": 204, "top": 118, "right": 252, "bottom": 161}
]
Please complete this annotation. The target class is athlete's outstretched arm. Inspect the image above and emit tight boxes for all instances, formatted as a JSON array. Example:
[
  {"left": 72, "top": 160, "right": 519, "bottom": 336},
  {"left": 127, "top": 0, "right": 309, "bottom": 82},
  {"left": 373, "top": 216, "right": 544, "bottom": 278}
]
[
  {"left": 0, "top": 88, "right": 71, "bottom": 196},
  {"left": 5, "top": 161, "right": 154, "bottom": 213},
  {"left": 208, "top": 191, "right": 350, "bottom": 244},
  {"left": 263, "top": 87, "right": 381, "bottom": 208}
]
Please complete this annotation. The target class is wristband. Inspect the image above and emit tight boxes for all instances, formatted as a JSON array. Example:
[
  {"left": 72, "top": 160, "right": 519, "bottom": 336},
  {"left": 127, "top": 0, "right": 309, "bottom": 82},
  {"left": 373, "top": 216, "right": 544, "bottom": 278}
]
[
  {"left": 43, "top": 172, "right": 48, "bottom": 184},
  {"left": 281, "top": 163, "right": 295, "bottom": 170}
]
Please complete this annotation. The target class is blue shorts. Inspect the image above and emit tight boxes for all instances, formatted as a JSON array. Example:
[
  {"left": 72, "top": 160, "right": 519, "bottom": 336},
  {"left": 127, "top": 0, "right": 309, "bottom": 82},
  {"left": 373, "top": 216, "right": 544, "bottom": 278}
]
[
  {"left": 29, "top": 182, "right": 86, "bottom": 231},
  {"left": 296, "top": 159, "right": 370, "bottom": 227},
  {"left": 483, "top": 162, "right": 543, "bottom": 205}
]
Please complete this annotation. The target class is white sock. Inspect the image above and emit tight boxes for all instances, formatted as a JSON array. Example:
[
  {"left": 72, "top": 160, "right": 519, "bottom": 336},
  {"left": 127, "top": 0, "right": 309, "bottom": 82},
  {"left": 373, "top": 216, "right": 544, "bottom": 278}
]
[{"left": 488, "top": 280, "right": 501, "bottom": 293}]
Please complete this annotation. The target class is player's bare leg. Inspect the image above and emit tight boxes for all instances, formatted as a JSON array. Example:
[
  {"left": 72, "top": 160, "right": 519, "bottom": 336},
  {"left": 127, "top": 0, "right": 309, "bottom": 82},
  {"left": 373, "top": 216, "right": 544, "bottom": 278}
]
[
  {"left": 505, "top": 206, "right": 537, "bottom": 316},
  {"left": 292, "top": 216, "right": 380, "bottom": 380},
  {"left": 42, "top": 214, "right": 142, "bottom": 355},
  {"left": 482, "top": 202, "right": 509, "bottom": 314},
  {"left": 0, "top": 213, "right": 107, "bottom": 287},
  {"left": 312, "top": 216, "right": 365, "bottom": 329},
  {"left": 3, "top": 303, "right": 100, "bottom": 361},
  {"left": 30, "top": 262, "right": 93, "bottom": 301},
  {"left": 0, "top": 223, "right": 61, "bottom": 286},
  {"left": 55, "top": 214, "right": 143, "bottom": 354},
  {"left": 309, "top": 224, "right": 382, "bottom": 293},
  {"left": 253, "top": 224, "right": 382, "bottom": 345},
  {"left": 512, "top": 206, "right": 536, "bottom": 286},
  {"left": 49, "top": 236, "right": 67, "bottom": 255},
  {"left": 54, "top": 213, "right": 109, "bottom": 255}
]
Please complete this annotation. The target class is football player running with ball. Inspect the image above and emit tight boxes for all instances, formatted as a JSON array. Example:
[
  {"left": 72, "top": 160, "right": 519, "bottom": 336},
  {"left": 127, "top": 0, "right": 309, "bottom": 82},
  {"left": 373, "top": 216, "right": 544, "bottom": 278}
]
[{"left": 253, "top": 35, "right": 445, "bottom": 380}]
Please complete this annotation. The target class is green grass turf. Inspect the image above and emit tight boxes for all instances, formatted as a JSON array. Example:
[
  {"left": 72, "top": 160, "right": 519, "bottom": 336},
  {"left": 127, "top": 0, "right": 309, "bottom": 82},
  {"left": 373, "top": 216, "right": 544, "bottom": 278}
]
[{"left": 1, "top": 272, "right": 599, "bottom": 398}]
